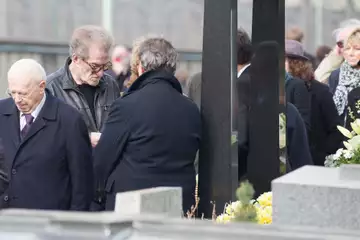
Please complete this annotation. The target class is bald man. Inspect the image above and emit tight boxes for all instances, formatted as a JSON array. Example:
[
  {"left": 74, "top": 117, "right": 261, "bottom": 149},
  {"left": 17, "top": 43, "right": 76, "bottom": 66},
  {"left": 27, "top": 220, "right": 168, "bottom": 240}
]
[{"left": 0, "top": 59, "right": 93, "bottom": 210}]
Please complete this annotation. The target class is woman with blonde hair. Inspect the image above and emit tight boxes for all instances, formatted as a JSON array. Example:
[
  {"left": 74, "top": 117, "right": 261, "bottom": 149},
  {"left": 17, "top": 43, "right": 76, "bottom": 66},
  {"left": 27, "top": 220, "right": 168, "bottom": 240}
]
[
  {"left": 331, "top": 28, "right": 360, "bottom": 127},
  {"left": 285, "top": 40, "right": 342, "bottom": 166}
]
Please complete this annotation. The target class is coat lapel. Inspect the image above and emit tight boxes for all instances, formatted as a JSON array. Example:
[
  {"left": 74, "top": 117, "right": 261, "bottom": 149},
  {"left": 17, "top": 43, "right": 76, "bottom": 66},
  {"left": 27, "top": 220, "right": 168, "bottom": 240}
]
[
  {"left": 15, "top": 92, "right": 58, "bottom": 165},
  {"left": 19, "top": 118, "right": 46, "bottom": 146},
  {"left": 1, "top": 100, "right": 21, "bottom": 149},
  {"left": 0, "top": 99, "right": 21, "bottom": 172}
]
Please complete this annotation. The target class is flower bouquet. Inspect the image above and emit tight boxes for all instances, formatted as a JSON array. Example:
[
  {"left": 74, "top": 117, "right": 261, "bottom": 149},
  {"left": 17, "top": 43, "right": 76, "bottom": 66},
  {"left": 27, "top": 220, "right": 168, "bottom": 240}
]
[
  {"left": 325, "top": 119, "right": 360, "bottom": 167},
  {"left": 216, "top": 181, "right": 272, "bottom": 225}
]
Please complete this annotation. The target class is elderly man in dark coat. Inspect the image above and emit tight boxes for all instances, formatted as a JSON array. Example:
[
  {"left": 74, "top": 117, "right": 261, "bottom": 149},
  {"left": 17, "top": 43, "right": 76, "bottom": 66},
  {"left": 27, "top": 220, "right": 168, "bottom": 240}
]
[
  {"left": 0, "top": 59, "right": 93, "bottom": 210},
  {"left": 93, "top": 37, "right": 201, "bottom": 213}
]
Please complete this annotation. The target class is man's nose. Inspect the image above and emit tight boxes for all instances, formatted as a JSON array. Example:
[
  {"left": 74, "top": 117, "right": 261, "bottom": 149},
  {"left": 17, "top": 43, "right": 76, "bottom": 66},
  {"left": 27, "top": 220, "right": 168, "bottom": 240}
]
[{"left": 14, "top": 97, "right": 22, "bottom": 104}]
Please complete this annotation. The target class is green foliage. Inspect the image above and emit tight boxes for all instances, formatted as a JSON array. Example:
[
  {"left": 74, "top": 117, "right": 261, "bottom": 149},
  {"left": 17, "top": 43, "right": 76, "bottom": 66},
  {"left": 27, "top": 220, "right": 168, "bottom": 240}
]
[
  {"left": 236, "top": 180, "right": 255, "bottom": 204},
  {"left": 234, "top": 181, "right": 257, "bottom": 222}
]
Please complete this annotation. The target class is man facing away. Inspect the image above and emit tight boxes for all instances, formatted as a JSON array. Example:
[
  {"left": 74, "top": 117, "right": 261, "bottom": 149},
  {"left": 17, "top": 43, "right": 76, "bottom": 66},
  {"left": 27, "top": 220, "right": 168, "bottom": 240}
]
[
  {"left": 93, "top": 37, "right": 201, "bottom": 213},
  {"left": 0, "top": 59, "right": 93, "bottom": 210},
  {"left": 47, "top": 25, "right": 120, "bottom": 147}
]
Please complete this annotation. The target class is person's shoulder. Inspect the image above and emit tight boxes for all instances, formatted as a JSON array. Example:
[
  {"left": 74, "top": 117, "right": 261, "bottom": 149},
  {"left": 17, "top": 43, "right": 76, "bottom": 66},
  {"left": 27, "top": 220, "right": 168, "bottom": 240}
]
[
  {"left": 182, "top": 94, "right": 201, "bottom": 111},
  {"left": 286, "top": 102, "right": 301, "bottom": 121},
  {"left": 290, "top": 75, "right": 304, "bottom": 84},
  {"left": 0, "top": 98, "right": 14, "bottom": 111},
  {"left": 329, "top": 68, "right": 341, "bottom": 78},
  {"left": 289, "top": 76, "right": 308, "bottom": 91},
  {"left": 102, "top": 72, "right": 118, "bottom": 86},
  {"left": 46, "top": 67, "right": 66, "bottom": 86},
  {"left": 311, "top": 79, "right": 329, "bottom": 91},
  {"left": 55, "top": 97, "right": 83, "bottom": 121},
  {"left": 102, "top": 72, "right": 120, "bottom": 92}
]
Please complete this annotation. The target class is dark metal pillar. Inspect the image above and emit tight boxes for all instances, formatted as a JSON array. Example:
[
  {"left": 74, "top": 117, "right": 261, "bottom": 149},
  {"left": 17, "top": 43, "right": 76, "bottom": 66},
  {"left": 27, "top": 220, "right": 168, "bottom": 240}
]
[
  {"left": 247, "top": 0, "right": 285, "bottom": 196},
  {"left": 198, "top": 0, "right": 238, "bottom": 218}
]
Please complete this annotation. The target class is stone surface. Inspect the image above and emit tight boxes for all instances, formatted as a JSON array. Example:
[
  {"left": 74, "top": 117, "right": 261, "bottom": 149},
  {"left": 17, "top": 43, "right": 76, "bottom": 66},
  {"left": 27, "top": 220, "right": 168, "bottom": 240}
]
[
  {"left": 339, "top": 164, "right": 360, "bottom": 181},
  {"left": 272, "top": 165, "right": 360, "bottom": 230},
  {"left": 2, "top": 208, "right": 360, "bottom": 239},
  {"left": 115, "top": 187, "right": 182, "bottom": 218}
]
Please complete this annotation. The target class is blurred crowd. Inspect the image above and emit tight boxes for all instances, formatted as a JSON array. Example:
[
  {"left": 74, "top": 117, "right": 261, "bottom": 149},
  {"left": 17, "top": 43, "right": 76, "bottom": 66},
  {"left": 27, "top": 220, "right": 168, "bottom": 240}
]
[{"left": 0, "top": 17, "right": 359, "bottom": 215}]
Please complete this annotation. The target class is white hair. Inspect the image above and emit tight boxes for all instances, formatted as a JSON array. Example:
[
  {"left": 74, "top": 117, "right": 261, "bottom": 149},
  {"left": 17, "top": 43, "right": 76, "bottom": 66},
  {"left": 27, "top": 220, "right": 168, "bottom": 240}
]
[
  {"left": 69, "top": 25, "right": 114, "bottom": 59},
  {"left": 333, "top": 18, "right": 360, "bottom": 40},
  {"left": 8, "top": 59, "right": 46, "bottom": 84},
  {"left": 137, "top": 37, "right": 178, "bottom": 74}
]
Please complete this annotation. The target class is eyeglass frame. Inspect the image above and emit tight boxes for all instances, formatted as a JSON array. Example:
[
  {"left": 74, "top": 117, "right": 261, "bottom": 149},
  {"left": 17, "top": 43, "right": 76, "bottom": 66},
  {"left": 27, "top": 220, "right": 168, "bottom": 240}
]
[
  {"left": 82, "top": 58, "right": 112, "bottom": 74},
  {"left": 7, "top": 84, "right": 39, "bottom": 101}
]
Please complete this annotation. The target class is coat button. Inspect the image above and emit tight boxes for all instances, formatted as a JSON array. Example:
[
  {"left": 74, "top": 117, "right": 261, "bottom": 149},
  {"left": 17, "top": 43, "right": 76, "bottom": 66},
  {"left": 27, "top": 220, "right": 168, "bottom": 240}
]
[
  {"left": 11, "top": 169, "right": 16, "bottom": 175},
  {"left": 3, "top": 195, "right": 8, "bottom": 202}
]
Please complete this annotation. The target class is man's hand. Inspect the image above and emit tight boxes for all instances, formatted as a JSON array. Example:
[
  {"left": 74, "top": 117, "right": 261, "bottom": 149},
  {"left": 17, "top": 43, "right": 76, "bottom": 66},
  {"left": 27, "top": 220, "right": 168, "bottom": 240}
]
[{"left": 90, "top": 132, "right": 101, "bottom": 147}]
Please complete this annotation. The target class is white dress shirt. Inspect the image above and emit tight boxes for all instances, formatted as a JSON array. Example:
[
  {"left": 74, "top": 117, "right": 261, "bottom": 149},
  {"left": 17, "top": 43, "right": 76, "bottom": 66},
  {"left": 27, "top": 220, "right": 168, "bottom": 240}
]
[
  {"left": 20, "top": 94, "right": 46, "bottom": 131},
  {"left": 237, "top": 63, "right": 251, "bottom": 78}
]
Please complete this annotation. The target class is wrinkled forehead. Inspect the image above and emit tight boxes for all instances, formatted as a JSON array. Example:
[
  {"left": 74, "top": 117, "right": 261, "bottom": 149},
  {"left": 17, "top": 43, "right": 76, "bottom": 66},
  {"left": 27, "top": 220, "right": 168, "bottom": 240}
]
[
  {"left": 8, "top": 74, "right": 36, "bottom": 89},
  {"left": 86, "top": 44, "right": 110, "bottom": 64}
]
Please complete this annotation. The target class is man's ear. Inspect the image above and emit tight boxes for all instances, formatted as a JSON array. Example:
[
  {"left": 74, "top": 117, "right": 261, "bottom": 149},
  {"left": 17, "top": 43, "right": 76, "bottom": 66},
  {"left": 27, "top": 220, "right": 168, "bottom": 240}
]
[
  {"left": 39, "top": 80, "right": 46, "bottom": 93},
  {"left": 72, "top": 54, "right": 80, "bottom": 64}
]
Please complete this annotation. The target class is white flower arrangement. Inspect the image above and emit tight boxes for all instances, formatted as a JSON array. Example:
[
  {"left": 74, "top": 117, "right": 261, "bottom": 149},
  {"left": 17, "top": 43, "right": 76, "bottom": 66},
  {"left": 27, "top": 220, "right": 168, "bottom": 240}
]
[{"left": 325, "top": 119, "right": 360, "bottom": 167}]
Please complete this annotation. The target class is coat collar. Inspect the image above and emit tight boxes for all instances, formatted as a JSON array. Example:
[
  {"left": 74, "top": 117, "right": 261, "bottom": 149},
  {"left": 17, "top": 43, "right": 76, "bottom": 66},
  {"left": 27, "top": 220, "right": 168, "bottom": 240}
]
[
  {"left": 0, "top": 90, "right": 58, "bottom": 156},
  {"left": 0, "top": 89, "right": 57, "bottom": 120},
  {"left": 62, "top": 57, "right": 108, "bottom": 91},
  {"left": 125, "top": 69, "right": 182, "bottom": 95}
]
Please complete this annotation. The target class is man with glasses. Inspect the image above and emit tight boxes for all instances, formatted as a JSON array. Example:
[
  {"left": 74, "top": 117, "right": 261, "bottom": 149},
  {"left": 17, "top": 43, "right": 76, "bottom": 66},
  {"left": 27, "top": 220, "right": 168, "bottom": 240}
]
[
  {"left": 47, "top": 25, "right": 120, "bottom": 147},
  {"left": 0, "top": 59, "right": 93, "bottom": 210}
]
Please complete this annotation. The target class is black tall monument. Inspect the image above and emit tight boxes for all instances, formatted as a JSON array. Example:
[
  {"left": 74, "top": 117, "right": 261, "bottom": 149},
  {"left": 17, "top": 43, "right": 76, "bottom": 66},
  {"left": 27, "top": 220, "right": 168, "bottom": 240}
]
[
  {"left": 198, "top": 0, "right": 285, "bottom": 218},
  {"left": 248, "top": 0, "right": 285, "bottom": 195},
  {"left": 198, "top": 0, "right": 238, "bottom": 218}
]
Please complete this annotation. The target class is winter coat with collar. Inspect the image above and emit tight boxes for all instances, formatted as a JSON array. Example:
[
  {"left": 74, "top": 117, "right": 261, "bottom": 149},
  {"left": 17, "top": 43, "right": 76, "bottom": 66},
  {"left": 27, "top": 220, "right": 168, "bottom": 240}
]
[{"left": 46, "top": 58, "right": 120, "bottom": 132}]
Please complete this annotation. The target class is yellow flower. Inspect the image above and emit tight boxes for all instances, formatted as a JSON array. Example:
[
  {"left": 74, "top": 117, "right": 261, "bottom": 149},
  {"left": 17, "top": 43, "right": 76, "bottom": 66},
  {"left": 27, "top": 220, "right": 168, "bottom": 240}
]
[
  {"left": 225, "top": 201, "right": 242, "bottom": 215},
  {"left": 216, "top": 213, "right": 233, "bottom": 223},
  {"left": 256, "top": 192, "right": 272, "bottom": 207},
  {"left": 257, "top": 206, "right": 272, "bottom": 224}
]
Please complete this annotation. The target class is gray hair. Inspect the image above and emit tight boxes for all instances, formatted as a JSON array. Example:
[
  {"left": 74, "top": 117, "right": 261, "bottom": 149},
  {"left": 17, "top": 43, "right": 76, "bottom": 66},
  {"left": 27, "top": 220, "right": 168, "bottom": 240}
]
[
  {"left": 69, "top": 25, "right": 114, "bottom": 59},
  {"left": 137, "top": 37, "right": 178, "bottom": 74},
  {"left": 8, "top": 59, "right": 46, "bottom": 83},
  {"left": 333, "top": 18, "right": 360, "bottom": 41}
]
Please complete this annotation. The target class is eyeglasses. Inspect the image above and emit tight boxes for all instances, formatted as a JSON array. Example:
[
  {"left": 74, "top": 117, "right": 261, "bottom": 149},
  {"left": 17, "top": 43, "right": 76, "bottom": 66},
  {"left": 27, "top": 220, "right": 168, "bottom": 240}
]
[
  {"left": 82, "top": 59, "right": 112, "bottom": 74},
  {"left": 336, "top": 41, "right": 344, "bottom": 49},
  {"left": 7, "top": 87, "right": 36, "bottom": 101}
]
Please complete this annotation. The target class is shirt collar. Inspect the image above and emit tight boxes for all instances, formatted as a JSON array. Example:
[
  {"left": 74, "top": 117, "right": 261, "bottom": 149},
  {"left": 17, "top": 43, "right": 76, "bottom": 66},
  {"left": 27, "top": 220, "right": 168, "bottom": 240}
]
[
  {"left": 237, "top": 64, "right": 251, "bottom": 78},
  {"left": 20, "top": 93, "right": 46, "bottom": 119}
]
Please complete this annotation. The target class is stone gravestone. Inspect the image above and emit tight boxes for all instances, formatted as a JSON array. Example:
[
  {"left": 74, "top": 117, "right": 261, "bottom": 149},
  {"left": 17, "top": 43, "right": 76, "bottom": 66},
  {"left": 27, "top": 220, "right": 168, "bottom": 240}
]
[
  {"left": 272, "top": 165, "right": 360, "bottom": 230},
  {"left": 115, "top": 187, "right": 183, "bottom": 218}
]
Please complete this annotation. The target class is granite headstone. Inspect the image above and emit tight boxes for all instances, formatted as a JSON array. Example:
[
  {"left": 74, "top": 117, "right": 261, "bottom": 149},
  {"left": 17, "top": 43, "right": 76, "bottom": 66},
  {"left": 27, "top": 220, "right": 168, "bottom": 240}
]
[
  {"left": 272, "top": 165, "right": 360, "bottom": 230},
  {"left": 115, "top": 187, "right": 183, "bottom": 218}
]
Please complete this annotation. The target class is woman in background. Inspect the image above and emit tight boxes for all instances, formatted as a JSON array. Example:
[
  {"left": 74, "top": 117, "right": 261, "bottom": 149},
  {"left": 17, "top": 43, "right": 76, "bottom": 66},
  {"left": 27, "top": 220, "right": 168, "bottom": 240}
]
[
  {"left": 286, "top": 42, "right": 342, "bottom": 166},
  {"left": 330, "top": 28, "right": 360, "bottom": 128}
]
